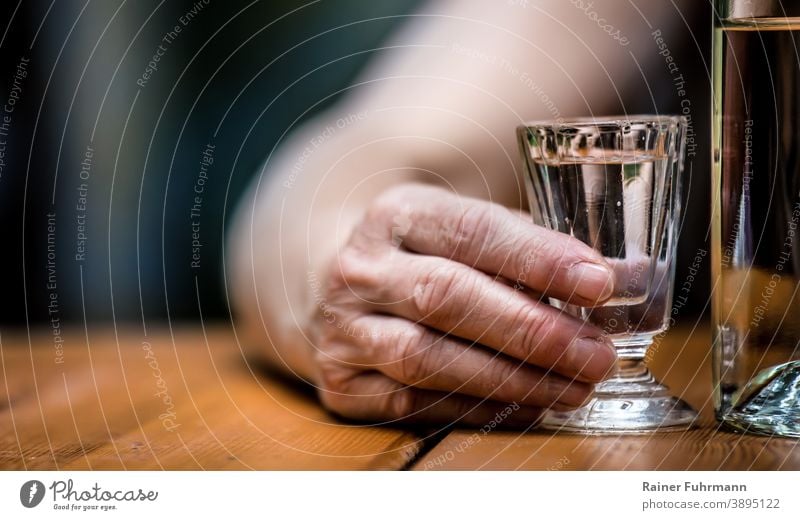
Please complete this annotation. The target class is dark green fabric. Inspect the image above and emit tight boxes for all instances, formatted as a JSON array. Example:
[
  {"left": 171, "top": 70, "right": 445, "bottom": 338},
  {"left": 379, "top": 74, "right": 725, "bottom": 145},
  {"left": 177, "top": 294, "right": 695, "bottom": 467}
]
[{"left": 0, "top": 0, "right": 422, "bottom": 323}]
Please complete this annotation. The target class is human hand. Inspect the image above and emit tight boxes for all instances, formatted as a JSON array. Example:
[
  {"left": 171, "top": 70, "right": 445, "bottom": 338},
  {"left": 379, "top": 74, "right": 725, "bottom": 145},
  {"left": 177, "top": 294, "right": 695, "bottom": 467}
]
[{"left": 309, "top": 183, "right": 617, "bottom": 427}]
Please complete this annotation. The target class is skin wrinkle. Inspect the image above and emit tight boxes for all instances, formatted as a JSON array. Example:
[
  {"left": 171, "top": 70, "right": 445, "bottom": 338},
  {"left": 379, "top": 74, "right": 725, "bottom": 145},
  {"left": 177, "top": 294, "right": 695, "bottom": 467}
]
[{"left": 410, "top": 261, "right": 462, "bottom": 320}]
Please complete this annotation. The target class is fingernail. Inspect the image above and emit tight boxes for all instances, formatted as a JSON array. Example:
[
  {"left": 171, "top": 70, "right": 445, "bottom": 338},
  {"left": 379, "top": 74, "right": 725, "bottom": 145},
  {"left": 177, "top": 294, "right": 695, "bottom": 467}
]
[
  {"left": 567, "top": 336, "right": 618, "bottom": 382},
  {"left": 568, "top": 262, "right": 614, "bottom": 302}
]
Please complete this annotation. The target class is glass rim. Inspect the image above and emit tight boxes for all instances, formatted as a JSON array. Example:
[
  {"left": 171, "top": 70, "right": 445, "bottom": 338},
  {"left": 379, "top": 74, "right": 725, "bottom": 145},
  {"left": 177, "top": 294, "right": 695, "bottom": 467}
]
[{"left": 518, "top": 114, "right": 686, "bottom": 132}]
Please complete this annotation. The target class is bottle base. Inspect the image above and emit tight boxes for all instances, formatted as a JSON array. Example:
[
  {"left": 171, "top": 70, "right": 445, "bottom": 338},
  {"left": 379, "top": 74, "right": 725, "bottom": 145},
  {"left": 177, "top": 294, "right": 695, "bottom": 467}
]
[{"left": 719, "top": 360, "right": 800, "bottom": 438}]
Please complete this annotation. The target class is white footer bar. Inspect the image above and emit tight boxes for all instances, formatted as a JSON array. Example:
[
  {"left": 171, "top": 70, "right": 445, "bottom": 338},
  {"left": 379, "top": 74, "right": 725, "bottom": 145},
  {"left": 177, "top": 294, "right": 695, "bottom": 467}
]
[{"left": 1, "top": 471, "right": 796, "bottom": 518}]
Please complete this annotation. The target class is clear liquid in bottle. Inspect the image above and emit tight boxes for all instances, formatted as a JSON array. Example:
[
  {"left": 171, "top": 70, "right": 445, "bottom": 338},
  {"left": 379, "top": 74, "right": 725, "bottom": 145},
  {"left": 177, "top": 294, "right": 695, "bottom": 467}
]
[{"left": 712, "top": 19, "right": 800, "bottom": 437}]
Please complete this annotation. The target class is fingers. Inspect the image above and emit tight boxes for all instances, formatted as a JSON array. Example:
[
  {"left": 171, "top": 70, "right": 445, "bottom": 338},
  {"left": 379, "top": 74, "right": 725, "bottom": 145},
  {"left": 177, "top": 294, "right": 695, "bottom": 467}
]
[
  {"left": 369, "top": 184, "right": 614, "bottom": 305},
  {"left": 318, "top": 370, "right": 545, "bottom": 427},
  {"left": 359, "top": 252, "right": 617, "bottom": 383},
  {"left": 315, "top": 184, "right": 625, "bottom": 426},
  {"left": 346, "top": 315, "right": 594, "bottom": 408}
]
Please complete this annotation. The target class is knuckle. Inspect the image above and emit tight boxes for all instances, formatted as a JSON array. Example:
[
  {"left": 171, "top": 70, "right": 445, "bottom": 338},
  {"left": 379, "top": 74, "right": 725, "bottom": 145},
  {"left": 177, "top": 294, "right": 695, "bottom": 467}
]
[
  {"left": 386, "top": 389, "right": 417, "bottom": 420},
  {"left": 514, "top": 305, "right": 557, "bottom": 361},
  {"left": 316, "top": 367, "right": 351, "bottom": 414},
  {"left": 331, "top": 248, "right": 361, "bottom": 285},
  {"left": 482, "top": 358, "right": 518, "bottom": 394},
  {"left": 444, "top": 202, "right": 492, "bottom": 257},
  {"left": 324, "top": 247, "right": 376, "bottom": 298},
  {"left": 369, "top": 185, "right": 425, "bottom": 249},
  {"left": 315, "top": 352, "right": 350, "bottom": 391},
  {"left": 319, "top": 391, "right": 359, "bottom": 420},
  {"left": 523, "top": 232, "right": 561, "bottom": 268},
  {"left": 520, "top": 231, "right": 581, "bottom": 290},
  {"left": 410, "top": 263, "right": 463, "bottom": 319},
  {"left": 392, "top": 327, "right": 438, "bottom": 385},
  {"left": 351, "top": 190, "right": 412, "bottom": 254},
  {"left": 311, "top": 316, "right": 369, "bottom": 369},
  {"left": 315, "top": 361, "right": 372, "bottom": 421}
]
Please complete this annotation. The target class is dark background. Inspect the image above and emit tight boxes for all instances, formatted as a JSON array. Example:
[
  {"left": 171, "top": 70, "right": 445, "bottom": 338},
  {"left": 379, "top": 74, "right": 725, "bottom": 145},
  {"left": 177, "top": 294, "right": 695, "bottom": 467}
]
[
  {"left": 0, "top": 0, "right": 421, "bottom": 325},
  {"left": 0, "top": 0, "right": 711, "bottom": 327}
]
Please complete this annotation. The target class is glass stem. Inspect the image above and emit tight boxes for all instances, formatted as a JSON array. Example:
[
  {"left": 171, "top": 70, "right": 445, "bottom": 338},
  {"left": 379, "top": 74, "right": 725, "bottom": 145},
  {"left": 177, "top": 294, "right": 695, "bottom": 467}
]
[
  {"left": 595, "top": 340, "right": 663, "bottom": 395},
  {"left": 607, "top": 357, "right": 654, "bottom": 385}
]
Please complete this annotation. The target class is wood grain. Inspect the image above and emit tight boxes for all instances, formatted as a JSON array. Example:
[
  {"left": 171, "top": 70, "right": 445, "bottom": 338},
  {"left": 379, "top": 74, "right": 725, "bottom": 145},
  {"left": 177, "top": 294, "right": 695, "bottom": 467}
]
[
  {"left": 413, "top": 322, "right": 800, "bottom": 470},
  {"left": 3, "top": 323, "right": 798, "bottom": 470},
  {"left": 0, "top": 326, "right": 423, "bottom": 470}
]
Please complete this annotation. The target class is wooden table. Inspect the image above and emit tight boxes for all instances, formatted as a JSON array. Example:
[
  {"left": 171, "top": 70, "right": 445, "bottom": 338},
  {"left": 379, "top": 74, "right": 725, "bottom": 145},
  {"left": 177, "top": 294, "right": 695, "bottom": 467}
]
[{"left": 2, "top": 323, "right": 798, "bottom": 470}]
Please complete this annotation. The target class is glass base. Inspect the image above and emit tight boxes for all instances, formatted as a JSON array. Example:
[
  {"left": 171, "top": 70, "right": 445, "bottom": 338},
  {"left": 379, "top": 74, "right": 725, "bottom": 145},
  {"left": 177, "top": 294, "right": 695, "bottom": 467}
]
[{"left": 540, "top": 357, "right": 698, "bottom": 434}]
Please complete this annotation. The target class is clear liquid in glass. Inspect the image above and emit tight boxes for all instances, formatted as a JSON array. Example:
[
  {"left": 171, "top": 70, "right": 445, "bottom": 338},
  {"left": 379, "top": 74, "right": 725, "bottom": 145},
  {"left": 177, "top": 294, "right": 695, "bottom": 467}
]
[{"left": 534, "top": 156, "right": 673, "bottom": 351}]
